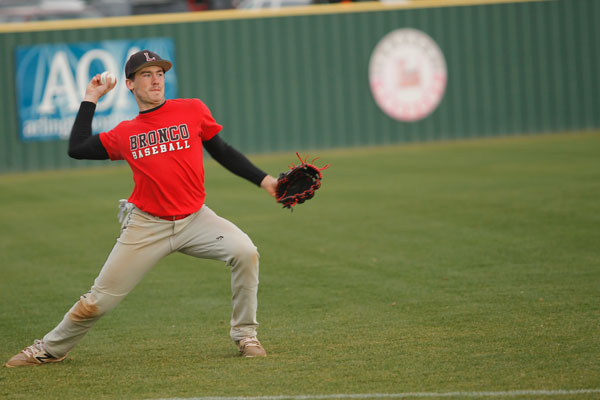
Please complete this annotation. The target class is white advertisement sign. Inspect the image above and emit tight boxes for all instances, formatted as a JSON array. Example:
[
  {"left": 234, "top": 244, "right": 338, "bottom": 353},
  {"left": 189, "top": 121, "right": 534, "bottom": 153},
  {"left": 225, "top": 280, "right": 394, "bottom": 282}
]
[{"left": 15, "top": 37, "right": 177, "bottom": 141}]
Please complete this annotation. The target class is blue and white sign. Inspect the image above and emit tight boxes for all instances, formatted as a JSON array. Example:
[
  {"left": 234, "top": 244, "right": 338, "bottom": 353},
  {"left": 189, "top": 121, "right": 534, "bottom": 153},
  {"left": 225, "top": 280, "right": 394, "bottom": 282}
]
[{"left": 15, "top": 38, "right": 177, "bottom": 141}]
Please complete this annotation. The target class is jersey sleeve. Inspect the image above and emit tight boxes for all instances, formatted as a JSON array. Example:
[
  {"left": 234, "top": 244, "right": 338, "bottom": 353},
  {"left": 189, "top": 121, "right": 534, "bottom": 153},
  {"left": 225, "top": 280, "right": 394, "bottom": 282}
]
[
  {"left": 194, "top": 99, "right": 222, "bottom": 141},
  {"left": 99, "top": 129, "right": 123, "bottom": 161}
]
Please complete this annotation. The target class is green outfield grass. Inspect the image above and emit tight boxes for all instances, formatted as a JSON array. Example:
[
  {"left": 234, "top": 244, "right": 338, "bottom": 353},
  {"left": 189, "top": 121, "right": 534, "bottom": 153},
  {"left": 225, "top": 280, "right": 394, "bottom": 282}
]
[{"left": 1, "top": 132, "right": 599, "bottom": 400}]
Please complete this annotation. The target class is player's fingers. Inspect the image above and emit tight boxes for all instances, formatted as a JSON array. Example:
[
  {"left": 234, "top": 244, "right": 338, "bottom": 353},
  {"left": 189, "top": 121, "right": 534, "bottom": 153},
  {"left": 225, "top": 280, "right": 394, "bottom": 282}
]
[
  {"left": 107, "top": 77, "right": 117, "bottom": 90},
  {"left": 84, "top": 74, "right": 112, "bottom": 101}
]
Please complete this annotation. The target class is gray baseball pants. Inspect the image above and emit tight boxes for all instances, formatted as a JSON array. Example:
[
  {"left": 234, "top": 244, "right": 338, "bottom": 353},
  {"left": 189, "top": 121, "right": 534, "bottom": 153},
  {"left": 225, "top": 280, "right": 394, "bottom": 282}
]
[{"left": 43, "top": 205, "right": 259, "bottom": 358}]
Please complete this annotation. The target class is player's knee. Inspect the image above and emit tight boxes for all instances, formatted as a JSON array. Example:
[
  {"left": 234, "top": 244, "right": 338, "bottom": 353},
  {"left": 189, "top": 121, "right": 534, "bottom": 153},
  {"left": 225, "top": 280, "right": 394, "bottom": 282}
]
[
  {"left": 229, "top": 241, "right": 259, "bottom": 270},
  {"left": 68, "top": 290, "right": 118, "bottom": 322},
  {"left": 229, "top": 243, "right": 259, "bottom": 290},
  {"left": 69, "top": 292, "right": 101, "bottom": 322},
  {"left": 239, "top": 243, "right": 259, "bottom": 267}
]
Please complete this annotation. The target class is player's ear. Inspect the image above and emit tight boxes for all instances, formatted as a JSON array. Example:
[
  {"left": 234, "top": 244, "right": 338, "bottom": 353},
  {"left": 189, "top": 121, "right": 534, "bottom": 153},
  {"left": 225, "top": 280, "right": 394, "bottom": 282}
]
[{"left": 125, "top": 78, "right": 135, "bottom": 93}]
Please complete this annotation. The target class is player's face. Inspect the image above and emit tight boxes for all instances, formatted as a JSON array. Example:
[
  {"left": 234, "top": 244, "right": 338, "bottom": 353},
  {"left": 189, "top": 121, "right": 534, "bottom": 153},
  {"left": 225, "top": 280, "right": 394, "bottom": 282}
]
[{"left": 127, "top": 66, "right": 166, "bottom": 111}]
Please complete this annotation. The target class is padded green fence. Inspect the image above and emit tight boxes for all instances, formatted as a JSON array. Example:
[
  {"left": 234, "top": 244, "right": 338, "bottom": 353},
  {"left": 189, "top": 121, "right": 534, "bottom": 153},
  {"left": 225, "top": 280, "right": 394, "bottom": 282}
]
[{"left": 0, "top": 0, "right": 598, "bottom": 173}]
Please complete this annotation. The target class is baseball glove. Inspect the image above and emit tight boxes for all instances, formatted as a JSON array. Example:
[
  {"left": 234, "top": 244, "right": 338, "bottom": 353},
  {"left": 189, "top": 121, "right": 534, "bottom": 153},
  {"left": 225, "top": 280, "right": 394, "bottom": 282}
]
[{"left": 276, "top": 153, "right": 329, "bottom": 210}]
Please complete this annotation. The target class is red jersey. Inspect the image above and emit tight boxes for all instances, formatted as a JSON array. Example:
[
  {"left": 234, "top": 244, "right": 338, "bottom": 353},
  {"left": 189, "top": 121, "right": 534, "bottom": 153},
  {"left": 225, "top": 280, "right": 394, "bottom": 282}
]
[{"left": 99, "top": 98, "right": 222, "bottom": 217}]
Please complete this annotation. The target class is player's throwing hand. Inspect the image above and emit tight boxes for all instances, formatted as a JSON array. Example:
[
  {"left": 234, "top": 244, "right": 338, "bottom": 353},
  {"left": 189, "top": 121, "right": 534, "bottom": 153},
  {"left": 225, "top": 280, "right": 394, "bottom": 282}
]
[{"left": 83, "top": 73, "right": 117, "bottom": 103}]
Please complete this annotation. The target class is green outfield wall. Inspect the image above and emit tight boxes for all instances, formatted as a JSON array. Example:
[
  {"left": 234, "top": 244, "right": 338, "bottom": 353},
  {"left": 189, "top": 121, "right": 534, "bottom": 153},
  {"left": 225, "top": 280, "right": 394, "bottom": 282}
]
[{"left": 0, "top": 0, "right": 598, "bottom": 173}]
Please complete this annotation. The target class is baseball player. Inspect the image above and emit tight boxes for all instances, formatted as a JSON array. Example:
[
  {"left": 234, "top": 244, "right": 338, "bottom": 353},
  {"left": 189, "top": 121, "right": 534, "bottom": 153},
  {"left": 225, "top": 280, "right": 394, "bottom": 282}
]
[{"left": 6, "top": 50, "right": 277, "bottom": 367}]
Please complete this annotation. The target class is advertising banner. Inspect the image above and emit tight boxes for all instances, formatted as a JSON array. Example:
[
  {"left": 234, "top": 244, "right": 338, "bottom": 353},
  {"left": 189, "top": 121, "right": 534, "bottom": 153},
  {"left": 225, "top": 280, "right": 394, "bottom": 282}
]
[{"left": 15, "top": 37, "right": 177, "bottom": 141}]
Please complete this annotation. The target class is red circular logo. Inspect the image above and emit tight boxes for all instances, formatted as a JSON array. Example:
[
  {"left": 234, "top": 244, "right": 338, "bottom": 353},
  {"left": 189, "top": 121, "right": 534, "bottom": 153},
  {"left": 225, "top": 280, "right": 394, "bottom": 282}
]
[{"left": 369, "top": 29, "right": 447, "bottom": 122}]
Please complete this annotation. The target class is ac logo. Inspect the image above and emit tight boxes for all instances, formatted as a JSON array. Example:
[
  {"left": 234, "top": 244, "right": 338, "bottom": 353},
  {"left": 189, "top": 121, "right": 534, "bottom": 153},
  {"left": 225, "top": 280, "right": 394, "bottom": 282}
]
[
  {"left": 37, "top": 49, "right": 129, "bottom": 115},
  {"left": 15, "top": 38, "right": 177, "bottom": 142}
]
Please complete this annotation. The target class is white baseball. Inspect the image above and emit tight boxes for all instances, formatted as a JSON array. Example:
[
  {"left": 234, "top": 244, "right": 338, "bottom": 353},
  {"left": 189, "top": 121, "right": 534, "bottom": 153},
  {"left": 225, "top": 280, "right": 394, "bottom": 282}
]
[{"left": 100, "top": 71, "right": 116, "bottom": 85}]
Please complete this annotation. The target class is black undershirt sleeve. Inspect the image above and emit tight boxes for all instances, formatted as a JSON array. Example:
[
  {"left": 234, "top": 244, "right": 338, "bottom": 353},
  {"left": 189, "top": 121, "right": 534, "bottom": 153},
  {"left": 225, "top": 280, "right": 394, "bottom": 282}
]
[
  {"left": 67, "top": 101, "right": 109, "bottom": 160},
  {"left": 67, "top": 102, "right": 267, "bottom": 186},
  {"left": 203, "top": 135, "right": 267, "bottom": 187}
]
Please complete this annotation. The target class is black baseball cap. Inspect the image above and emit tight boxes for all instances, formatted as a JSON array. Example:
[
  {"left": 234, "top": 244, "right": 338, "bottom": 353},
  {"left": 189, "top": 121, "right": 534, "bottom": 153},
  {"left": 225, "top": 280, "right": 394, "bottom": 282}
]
[{"left": 125, "top": 50, "right": 172, "bottom": 79}]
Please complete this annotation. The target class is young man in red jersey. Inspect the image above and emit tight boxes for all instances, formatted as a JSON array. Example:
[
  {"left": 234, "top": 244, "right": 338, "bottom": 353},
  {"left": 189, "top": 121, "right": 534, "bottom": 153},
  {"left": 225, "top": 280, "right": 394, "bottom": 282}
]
[{"left": 6, "top": 50, "right": 277, "bottom": 367}]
